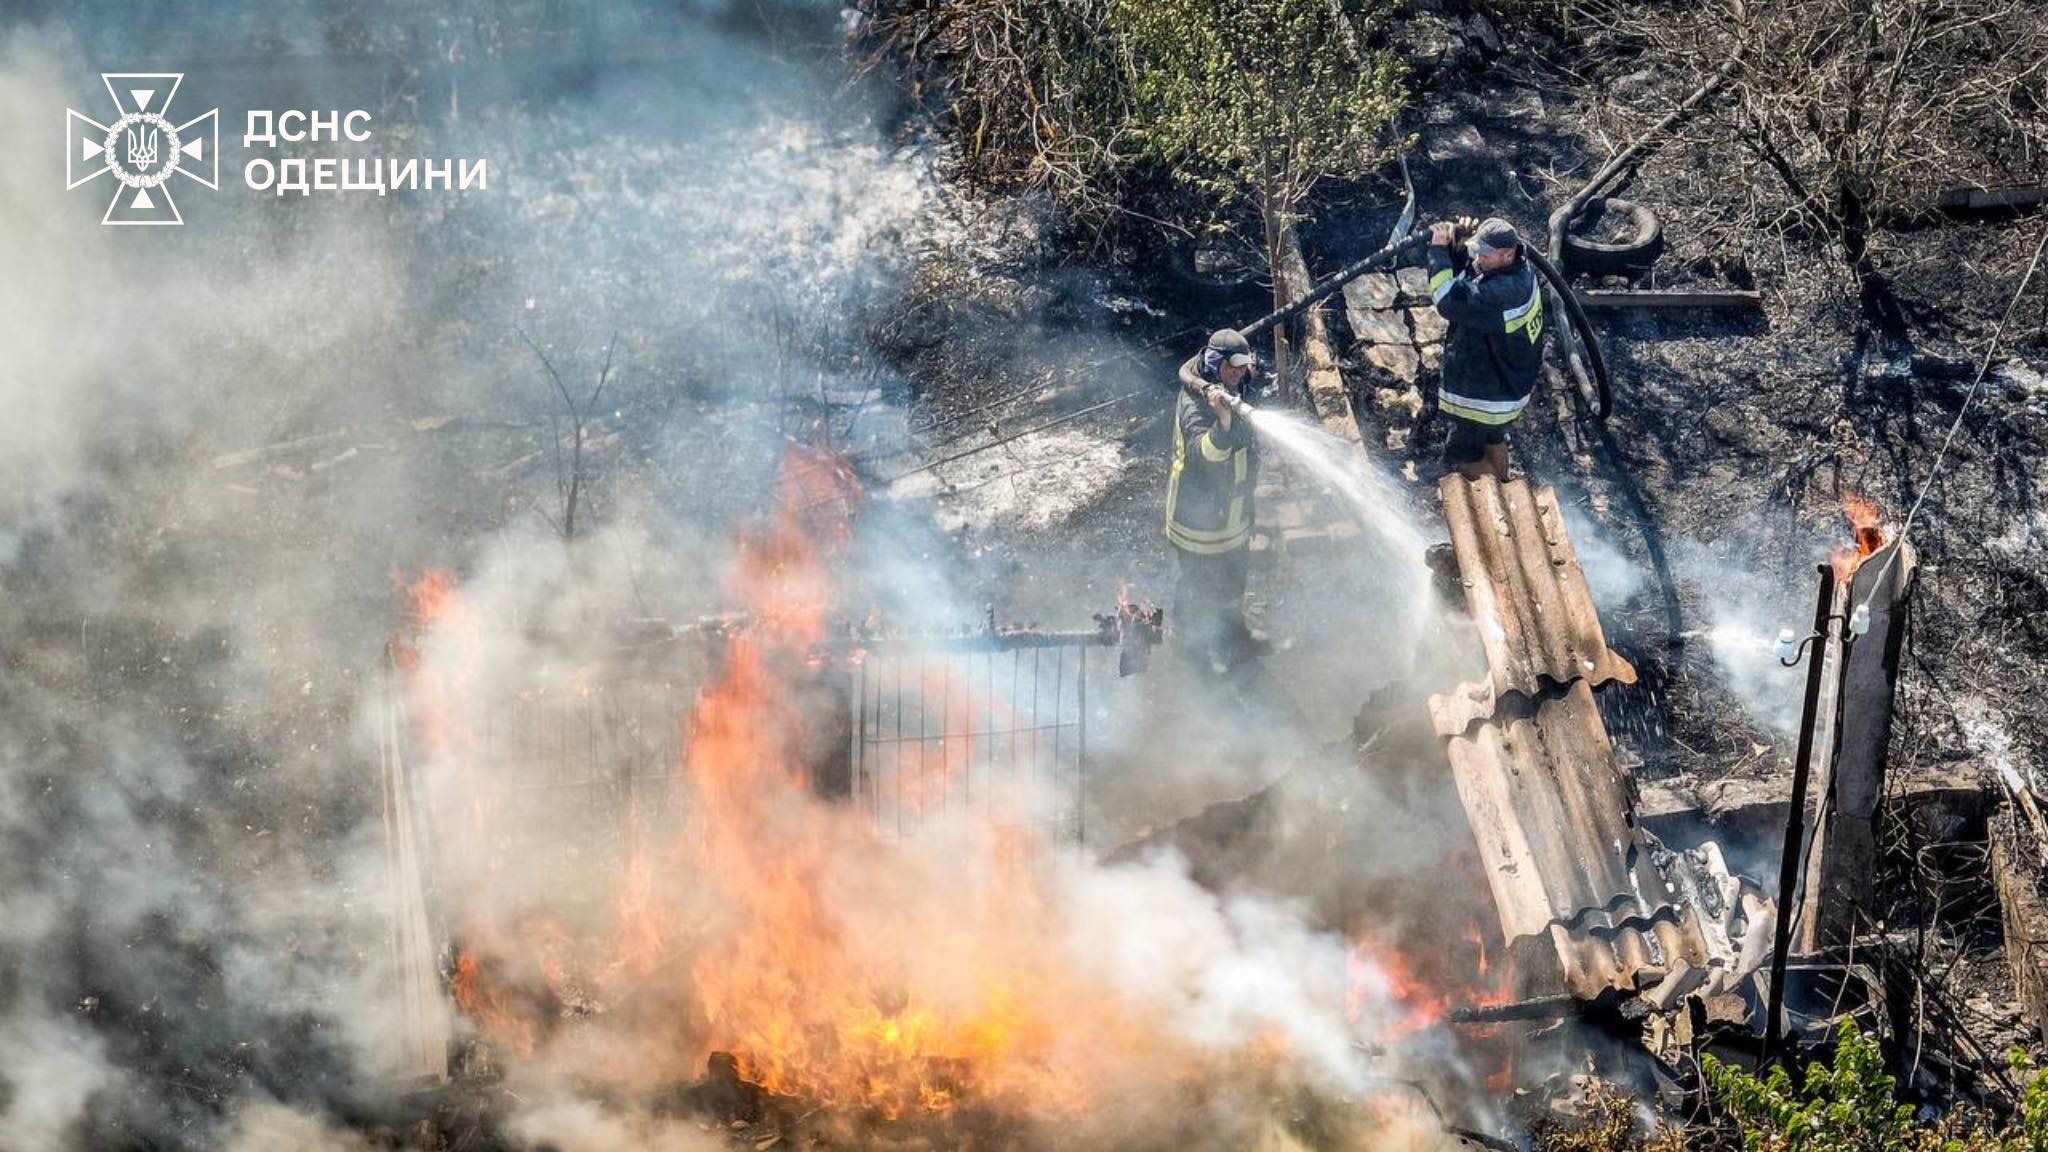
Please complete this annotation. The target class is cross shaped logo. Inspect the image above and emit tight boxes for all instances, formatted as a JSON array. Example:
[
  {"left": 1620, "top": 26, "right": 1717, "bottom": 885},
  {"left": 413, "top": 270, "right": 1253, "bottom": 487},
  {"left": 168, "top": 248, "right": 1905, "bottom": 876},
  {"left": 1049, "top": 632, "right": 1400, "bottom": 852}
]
[{"left": 66, "top": 73, "right": 219, "bottom": 225}]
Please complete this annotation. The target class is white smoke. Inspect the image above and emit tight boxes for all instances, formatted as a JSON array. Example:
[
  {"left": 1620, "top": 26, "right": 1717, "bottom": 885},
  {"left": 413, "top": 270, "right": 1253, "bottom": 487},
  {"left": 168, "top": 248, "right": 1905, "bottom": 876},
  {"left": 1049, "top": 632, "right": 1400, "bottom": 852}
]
[
  {"left": 0, "top": 4, "right": 1484, "bottom": 1148},
  {"left": 1672, "top": 531, "right": 1824, "bottom": 734}
]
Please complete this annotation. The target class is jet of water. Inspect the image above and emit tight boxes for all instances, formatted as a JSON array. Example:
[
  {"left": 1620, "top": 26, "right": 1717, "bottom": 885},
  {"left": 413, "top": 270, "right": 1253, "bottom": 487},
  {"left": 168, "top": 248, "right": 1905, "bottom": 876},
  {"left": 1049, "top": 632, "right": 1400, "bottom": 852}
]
[{"left": 1243, "top": 406, "right": 1432, "bottom": 597}]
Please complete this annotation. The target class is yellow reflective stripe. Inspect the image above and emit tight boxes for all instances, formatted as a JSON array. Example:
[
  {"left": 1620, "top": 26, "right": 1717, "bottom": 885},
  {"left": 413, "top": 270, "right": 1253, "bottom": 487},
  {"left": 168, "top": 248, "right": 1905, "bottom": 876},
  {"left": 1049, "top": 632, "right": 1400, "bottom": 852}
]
[
  {"left": 1198, "top": 430, "right": 1234, "bottom": 462},
  {"left": 1166, "top": 527, "right": 1249, "bottom": 554},
  {"left": 1505, "top": 287, "right": 1545, "bottom": 335},
  {"left": 1164, "top": 419, "right": 1186, "bottom": 537},
  {"left": 1440, "top": 399, "right": 1522, "bottom": 425},
  {"left": 1166, "top": 517, "right": 1247, "bottom": 543},
  {"left": 1165, "top": 485, "right": 1252, "bottom": 548},
  {"left": 1164, "top": 402, "right": 1252, "bottom": 552},
  {"left": 1428, "top": 268, "right": 1454, "bottom": 299},
  {"left": 1167, "top": 502, "right": 1252, "bottom": 551}
]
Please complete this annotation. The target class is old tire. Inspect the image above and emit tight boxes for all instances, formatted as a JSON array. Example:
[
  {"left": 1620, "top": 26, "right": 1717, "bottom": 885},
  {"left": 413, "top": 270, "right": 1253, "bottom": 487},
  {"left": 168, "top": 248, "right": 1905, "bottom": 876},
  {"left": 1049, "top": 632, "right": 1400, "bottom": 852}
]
[
  {"left": 1160, "top": 234, "right": 1268, "bottom": 307},
  {"left": 1561, "top": 197, "right": 1663, "bottom": 277}
]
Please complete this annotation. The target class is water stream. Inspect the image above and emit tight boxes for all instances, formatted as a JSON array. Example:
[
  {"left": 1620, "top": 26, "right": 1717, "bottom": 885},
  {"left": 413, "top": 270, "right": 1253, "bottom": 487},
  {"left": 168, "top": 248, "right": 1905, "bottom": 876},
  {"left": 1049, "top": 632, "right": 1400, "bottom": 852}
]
[{"left": 1245, "top": 406, "right": 1433, "bottom": 587}]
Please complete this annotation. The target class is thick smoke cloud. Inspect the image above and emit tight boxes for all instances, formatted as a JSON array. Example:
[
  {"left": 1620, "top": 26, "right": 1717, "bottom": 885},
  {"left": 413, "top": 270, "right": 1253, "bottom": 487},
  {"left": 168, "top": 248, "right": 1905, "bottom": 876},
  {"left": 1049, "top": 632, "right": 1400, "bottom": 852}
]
[
  {"left": 0, "top": 4, "right": 1483, "bottom": 1148},
  {"left": 0, "top": 3, "right": 959, "bottom": 1145}
]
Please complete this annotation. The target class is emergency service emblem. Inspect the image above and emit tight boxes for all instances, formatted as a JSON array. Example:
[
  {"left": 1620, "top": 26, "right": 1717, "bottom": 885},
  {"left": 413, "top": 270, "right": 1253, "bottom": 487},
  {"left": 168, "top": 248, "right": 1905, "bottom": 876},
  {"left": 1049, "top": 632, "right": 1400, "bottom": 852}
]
[{"left": 66, "top": 73, "right": 219, "bottom": 225}]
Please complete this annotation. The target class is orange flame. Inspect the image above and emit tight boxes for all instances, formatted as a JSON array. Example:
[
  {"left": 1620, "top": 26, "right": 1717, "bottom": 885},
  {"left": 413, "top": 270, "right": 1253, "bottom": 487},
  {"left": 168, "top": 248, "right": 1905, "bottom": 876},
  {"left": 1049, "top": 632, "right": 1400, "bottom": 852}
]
[
  {"left": 397, "top": 567, "right": 495, "bottom": 840},
  {"left": 1830, "top": 493, "right": 1887, "bottom": 580},
  {"left": 609, "top": 807, "right": 670, "bottom": 985},
  {"left": 1345, "top": 907, "right": 1515, "bottom": 1038},
  {"left": 1346, "top": 939, "right": 1449, "bottom": 1035},
  {"left": 674, "top": 455, "right": 1108, "bottom": 1117},
  {"left": 451, "top": 948, "right": 539, "bottom": 1058},
  {"left": 406, "top": 454, "right": 1333, "bottom": 1119}
]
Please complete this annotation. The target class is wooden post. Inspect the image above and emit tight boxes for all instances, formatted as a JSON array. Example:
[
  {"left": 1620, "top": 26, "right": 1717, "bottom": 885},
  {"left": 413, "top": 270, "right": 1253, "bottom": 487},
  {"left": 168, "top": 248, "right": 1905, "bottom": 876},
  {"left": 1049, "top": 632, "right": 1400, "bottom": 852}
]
[
  {"left": 1797, "top": 540, "right": 1916, "bottom": 954},
  {"left": 1270, "top": 224, "right": 1364, "bottom": 448},
  {"left": 1994, "top": 825, "right": 2048, "bottom": 1041}
]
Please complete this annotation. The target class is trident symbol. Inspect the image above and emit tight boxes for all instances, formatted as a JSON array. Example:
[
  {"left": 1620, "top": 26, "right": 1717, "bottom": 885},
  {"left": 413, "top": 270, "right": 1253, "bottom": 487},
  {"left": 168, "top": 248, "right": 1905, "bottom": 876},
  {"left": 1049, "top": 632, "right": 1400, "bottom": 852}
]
[
  {"left": 125, "top": 126, "right": 158, "bottom": 170},
  {"left": 68, "top": 73, "right": 221, "bottom": 225}
]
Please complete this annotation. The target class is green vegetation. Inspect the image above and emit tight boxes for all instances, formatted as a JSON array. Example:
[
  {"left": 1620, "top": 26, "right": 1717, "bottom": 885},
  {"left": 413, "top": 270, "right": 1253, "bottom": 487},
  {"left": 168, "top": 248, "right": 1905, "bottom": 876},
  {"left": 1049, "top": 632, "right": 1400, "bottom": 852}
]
[
  {"left": 865, "top": 0, "right": 1406, "bottom": 233},
  {"left": 1536, "top": 1022, "right": 2048, "bottom": 1151},
  {"left": 1113, "top": 0, "right": 1404, "bottom": 241},
  {"left": 1698, "top": 1022, "right": 2048, "bottom": 1152}
]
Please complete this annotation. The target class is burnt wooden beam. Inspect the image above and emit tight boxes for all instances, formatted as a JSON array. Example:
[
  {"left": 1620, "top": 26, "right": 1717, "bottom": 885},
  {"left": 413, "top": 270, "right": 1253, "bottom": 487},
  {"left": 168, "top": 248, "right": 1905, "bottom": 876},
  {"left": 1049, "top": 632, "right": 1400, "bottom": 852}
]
[
  {"left": 1799, "top": 541, "right": 1915, "bottom": 954},
  {"left": 1994, "top": 825, "right": 2048, "bottom": 1043},
  {"left": 1935, "top": 185, "right": 2048, "bottom": 212},
  {"left": 1446, "top": 993, "right": 1583, "bottom": 1025},
  {"left": 1639, "top": 764, "right": 1983, "bottom": 844},
  {"left": 1574, "top": 289, "right": 1763, "bottom": 309},
  {"left": 1273, "top": 225, "right": 1367, "bottom": 447}
]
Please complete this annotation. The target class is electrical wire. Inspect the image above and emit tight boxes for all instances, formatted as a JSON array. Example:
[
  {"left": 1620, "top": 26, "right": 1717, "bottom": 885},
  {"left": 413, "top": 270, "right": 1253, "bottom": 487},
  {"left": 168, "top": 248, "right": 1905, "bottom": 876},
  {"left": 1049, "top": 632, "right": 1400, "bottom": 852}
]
[
  {"left": 885, "top": 389, "right": 1149, "bottom": 483},
  {"left": 1855, "top": 224, "right": 2048, "bottom": 613}
]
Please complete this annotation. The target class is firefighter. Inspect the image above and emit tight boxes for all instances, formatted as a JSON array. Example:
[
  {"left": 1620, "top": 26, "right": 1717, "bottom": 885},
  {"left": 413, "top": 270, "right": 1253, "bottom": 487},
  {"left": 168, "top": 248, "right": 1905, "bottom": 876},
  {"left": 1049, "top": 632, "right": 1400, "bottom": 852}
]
[
  {"left": 1426, "top": 216, "right": 1545, "bottom": 482},
  {"left": 1165, "top": 328, "right": 1262, "bottom": 672}
]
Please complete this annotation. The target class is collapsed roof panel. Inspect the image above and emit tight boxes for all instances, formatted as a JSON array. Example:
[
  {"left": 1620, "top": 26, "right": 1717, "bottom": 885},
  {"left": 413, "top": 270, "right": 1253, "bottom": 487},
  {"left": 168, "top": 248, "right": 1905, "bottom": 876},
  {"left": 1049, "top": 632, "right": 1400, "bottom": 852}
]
[
  {"left": 1432, "top": 475, "right": 1636, "bottom": 735},
  {"left": 1430, "top": 476, "right": 1769, "bottom": 1015}
]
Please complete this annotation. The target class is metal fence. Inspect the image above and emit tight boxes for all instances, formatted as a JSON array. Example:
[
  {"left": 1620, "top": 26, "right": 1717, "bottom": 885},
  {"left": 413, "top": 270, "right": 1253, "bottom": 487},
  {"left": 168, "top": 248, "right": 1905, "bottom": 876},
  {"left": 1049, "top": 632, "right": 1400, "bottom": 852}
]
[
  {"left": 478, "top": 676, "right": 692, "bottom": 868},
  {"left": 850, "top": 640, "right": 1093, "bottom": 846},
  {"left": 387, "top": 614, "right": 1147, "bottom": 888}
]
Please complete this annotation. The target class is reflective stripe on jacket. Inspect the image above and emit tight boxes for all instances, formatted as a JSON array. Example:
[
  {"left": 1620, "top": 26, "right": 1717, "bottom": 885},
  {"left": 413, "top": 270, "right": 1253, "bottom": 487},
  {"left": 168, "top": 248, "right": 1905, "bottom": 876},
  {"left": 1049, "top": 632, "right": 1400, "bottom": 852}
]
[
  {"left": 1164, "top": 356, "right": 1258, "bottom": 554},
  {"left": 1427, "top": 246, "right": 1545, "bottom": 425}
]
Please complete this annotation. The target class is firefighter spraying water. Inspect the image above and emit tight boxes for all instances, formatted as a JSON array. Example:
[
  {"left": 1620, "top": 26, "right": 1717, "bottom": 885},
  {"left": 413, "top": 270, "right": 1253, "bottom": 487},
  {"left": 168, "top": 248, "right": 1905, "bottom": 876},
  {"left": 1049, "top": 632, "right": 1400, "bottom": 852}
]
[{"left": 1163, "top": 215, "right": 1571, "bottom": 669}]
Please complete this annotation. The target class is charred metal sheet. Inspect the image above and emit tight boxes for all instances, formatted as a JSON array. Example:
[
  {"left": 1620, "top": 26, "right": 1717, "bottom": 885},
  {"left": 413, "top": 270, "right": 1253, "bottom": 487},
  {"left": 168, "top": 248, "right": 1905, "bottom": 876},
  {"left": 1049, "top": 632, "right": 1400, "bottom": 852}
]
[
  {"left": 1433, "top": 476, "right": 1634, "bottom": 734},
  {"left": 1442, "top": 671, "right": 1767, "bottom": 1004},
  {"left": 1430, "top": 475, "right": 1770, "bottom": 1013},
  {"left": 1537, "top": 842, "right": 1773, "bottom": 1005},
  {"left": 1441, "top": 664, "right": 1777, "bottom": 1004},
  {"left": 1445, "top": 681, "right": 1655, "bottom": 943}
]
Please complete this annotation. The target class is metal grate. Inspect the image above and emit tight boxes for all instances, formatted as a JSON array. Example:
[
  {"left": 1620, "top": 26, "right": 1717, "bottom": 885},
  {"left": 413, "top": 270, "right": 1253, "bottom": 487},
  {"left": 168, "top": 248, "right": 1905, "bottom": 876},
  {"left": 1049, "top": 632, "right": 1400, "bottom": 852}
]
[
  {"left": 851, "top": 643, "right": 1091, "bottom": 846},
  {"left": 480, "top": 681, "right": 691, "bottom": 867}
]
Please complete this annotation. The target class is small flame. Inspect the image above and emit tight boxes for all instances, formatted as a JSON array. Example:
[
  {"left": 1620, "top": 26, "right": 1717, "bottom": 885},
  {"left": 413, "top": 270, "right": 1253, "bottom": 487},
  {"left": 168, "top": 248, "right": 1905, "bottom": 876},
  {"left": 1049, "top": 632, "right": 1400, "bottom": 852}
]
[
  {"left": 1831, "top": 493, "right": 1886, "bottom": 579},
  {"left": 1345, "top": 931, "right": 1455, "bottom": 1036},
  {"left": 396, "top": 567, "right": 492, "bottom": 837}
]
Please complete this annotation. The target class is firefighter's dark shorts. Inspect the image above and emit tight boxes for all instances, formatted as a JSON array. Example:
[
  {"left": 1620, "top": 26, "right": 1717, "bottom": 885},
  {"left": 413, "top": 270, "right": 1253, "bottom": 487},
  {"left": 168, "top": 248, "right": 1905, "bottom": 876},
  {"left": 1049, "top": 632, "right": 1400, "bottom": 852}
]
[{"left": 1442, "top": 413, "right": 1512, "bottom": 465}]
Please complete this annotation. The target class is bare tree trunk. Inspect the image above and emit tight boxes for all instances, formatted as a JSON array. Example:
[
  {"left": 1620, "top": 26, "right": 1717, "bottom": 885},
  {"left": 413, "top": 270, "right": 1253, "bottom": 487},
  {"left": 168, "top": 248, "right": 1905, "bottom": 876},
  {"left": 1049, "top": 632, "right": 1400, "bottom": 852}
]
[{"left": 1259, "top": 183, "right": 1292, "bottom": 401}]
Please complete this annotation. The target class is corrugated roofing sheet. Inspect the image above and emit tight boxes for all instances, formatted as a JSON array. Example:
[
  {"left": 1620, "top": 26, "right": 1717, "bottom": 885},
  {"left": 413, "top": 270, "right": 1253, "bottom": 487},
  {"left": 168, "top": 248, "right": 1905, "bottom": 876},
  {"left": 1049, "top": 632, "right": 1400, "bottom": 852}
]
[
  {"left": 1444, "top": 681, "right": 1652, "bottom": 939},
  {"left": 1443, "top": 683, "right": 1756, "bottom": 1001},
  {"left": 1429, "top": 480, "right": 1769, "bottom": 1009},
  {"left": 1434, "top": 475, "right": 1635, "bottom": 733}
]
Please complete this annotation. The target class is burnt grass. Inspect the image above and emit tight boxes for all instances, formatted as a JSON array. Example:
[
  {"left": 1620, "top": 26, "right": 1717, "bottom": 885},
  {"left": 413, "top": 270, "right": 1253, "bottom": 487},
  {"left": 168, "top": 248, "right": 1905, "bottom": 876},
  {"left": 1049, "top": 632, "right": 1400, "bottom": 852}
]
[{"left": 2, "top": 2, "right": 2036, "bottom": 1142}]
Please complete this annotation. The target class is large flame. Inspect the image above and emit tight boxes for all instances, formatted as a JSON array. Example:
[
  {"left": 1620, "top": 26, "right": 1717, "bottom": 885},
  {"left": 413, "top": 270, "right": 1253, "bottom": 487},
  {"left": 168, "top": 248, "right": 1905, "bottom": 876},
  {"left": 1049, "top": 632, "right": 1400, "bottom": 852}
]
[
  {"left": 673, "top": 457, "right": 1109, "bottom": 1117},
  {"left": 402, "top": 453, "right": 1457, "bottom": 1129}
]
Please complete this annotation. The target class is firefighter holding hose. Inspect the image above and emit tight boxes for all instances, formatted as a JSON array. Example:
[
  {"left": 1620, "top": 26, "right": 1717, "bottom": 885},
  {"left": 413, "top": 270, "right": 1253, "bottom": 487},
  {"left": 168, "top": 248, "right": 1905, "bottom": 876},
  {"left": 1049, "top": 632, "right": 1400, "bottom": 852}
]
[
  {"left": 1165, "top": 329, "right": 1263, "bottom": 673},
  {"left": 1427, "top": 216, "right": 1545, "bottom": 482}
]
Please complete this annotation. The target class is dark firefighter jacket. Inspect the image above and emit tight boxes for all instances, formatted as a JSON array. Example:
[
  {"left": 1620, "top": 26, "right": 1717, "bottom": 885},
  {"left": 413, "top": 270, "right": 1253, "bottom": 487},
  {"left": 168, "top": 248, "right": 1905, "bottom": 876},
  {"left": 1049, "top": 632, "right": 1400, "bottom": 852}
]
[
  {"left": 1426, "top": 245, "right": 1545, "bottom": 425},
  {"left": 1165, "top": 355, "right": 1259, "bottom": 555}
]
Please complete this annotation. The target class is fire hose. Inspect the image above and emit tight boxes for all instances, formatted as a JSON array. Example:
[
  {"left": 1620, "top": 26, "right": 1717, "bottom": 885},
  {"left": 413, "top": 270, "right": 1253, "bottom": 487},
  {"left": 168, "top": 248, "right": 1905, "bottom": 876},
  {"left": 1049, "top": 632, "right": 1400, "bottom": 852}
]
[
  {"left": 1183, "top": 221, "right": 1611, "bottom": 420},
  {"left": 1528, "top": 243, "right": 1613, "bottom": 419},
  {"left": 893, "top": 213, "right": 1613, "bottom": 484},
  {"left": 1173, "top": 229, "right": 1434, "bottom": 418}
]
